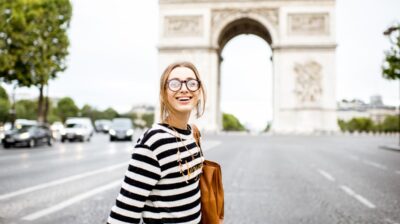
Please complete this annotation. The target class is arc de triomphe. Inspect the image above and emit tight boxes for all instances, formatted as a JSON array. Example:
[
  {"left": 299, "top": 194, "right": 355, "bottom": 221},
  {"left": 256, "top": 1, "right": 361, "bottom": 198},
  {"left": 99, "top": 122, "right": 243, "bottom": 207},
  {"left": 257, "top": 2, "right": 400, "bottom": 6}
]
[{"left": 157, "top": 0, "right": 339, "bottom": 133}]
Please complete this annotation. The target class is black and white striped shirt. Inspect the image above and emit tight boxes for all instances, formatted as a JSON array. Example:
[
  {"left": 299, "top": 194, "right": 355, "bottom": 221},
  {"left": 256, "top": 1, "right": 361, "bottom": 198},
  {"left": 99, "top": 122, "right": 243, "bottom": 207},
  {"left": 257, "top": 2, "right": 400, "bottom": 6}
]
[{"left": 108, "top": 123, "right": 204, "bottom": 224}]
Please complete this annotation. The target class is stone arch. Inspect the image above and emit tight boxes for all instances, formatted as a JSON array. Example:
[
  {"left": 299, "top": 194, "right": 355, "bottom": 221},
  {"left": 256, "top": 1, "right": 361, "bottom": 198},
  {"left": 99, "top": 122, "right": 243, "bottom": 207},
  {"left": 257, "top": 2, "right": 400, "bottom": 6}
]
[
  {"left": 158, "top": 0, "right": 339, "bottom": 134},
  {"left": 211, "top": 10, "right": 279, "bottom": 49}
]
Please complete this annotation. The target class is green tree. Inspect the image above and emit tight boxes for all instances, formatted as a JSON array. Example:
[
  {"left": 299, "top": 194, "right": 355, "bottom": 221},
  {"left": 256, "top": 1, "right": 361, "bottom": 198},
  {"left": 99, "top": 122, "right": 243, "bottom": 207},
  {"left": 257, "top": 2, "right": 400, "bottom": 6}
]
[
  {"left": 381, "top": 115, "right": 399, "bottom": 132},
  {"left": 346, "top": 117, "right": 375, "bottom": 133},
  {"left": 80, "top": 104, "right": 98, "bottom": 120},
  {"left": 15, "top": 99, "right": 37, "bottom": 120},
  {"left": 57, "top": 97, "right": 78, "bottom": 122},
  {"left": 142, "top": 113, "right": 154, "bottom": 128},
  {"left": 382, "top": 24, "right": 400, "bottom": 80},
  {"left": 0, "top": 0, "right": 72, "bottom": 122},
  {"left": 101, "top": 108, "right": 118, "bottom": 120},
  {"left": 0, "top": 85, "right": 9, "bottom": 100},
  {"left": 0, "top": 86, "right": 10, "bottom": 123},
  {"left": 223, "top": 113, "right": 245, "bottom": 131}
]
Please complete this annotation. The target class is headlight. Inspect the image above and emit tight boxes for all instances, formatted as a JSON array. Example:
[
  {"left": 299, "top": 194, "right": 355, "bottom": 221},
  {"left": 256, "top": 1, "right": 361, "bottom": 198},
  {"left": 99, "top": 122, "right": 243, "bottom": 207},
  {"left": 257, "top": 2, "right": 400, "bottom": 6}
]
[
  {"left": 19, "top": 132, "right": 30, "bottom": 139},
  {"left": 126, "top": 129, "right": 133, "bottom": 136},
  {"left": 109, "top": 129, "right": 116, "bottom": 135}
]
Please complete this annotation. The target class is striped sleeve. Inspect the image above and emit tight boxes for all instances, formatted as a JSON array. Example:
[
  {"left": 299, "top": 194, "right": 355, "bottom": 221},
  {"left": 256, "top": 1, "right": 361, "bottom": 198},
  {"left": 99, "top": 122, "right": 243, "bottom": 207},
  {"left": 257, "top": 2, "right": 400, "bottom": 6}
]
[{"left": 108, "top": 144, "right": 161, "bottom": 224}]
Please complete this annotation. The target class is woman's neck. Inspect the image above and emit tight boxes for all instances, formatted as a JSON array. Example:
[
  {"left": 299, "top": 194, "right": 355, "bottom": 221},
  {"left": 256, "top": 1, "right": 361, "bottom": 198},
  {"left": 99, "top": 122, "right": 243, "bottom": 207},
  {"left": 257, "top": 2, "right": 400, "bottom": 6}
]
[{"left": 165, "top": 112, "right": 190, "bottom": 130}]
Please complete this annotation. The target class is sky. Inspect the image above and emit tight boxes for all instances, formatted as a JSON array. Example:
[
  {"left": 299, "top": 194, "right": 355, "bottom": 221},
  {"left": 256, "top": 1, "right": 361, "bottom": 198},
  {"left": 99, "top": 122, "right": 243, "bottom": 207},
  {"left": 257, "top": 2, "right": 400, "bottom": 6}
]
[{"left": 2, "top": 0, "right": 400, "bottom": 131}]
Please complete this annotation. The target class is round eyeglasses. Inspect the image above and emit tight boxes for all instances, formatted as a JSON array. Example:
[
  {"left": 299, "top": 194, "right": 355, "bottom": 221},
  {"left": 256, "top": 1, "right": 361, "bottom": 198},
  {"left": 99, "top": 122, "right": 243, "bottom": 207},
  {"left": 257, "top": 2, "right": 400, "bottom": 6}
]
[{"left": 167, "top": 78, "right": 201, "bottom": 92}]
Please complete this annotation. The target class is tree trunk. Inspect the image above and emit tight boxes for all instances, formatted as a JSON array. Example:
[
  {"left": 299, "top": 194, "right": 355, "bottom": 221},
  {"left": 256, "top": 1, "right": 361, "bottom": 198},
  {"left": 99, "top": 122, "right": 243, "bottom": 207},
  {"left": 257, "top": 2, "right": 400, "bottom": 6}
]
[
  {"left": 44, "top": 84, "right": 49, "bottom": 124},
  {"left": 37, "top": 83, "right": 44, "bottom": 123}
]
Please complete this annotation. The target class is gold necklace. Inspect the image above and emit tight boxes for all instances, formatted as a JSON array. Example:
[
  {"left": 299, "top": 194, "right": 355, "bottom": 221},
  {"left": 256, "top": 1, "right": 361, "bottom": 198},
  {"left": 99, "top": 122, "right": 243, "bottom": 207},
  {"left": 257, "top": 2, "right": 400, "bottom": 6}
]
[{"left": 169, "top": 125, "right": 203, "bottom": 183}]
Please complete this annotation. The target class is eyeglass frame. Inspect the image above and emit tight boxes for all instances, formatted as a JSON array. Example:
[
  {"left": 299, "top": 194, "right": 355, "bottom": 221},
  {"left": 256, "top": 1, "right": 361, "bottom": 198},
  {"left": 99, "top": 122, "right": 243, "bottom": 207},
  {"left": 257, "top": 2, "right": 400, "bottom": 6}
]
[{"left": 166, "top": 78, "right": 201, "bottom": 92}]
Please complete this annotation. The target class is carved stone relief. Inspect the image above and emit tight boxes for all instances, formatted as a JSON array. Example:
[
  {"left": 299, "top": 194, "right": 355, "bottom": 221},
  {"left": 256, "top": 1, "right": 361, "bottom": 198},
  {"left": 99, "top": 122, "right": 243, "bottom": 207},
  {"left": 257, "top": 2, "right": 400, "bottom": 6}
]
[
  {"left": 164, "top": 15, "right": 203, "bottom": 37},
  {"left": 211, "top": 8, "right": 278, "bottom": 34},
  {"left": 288, "top": 13, "right": 329, "bottom": 35},
  {"left": 293, "top": 61, "right": 323, "bottom": 104}
]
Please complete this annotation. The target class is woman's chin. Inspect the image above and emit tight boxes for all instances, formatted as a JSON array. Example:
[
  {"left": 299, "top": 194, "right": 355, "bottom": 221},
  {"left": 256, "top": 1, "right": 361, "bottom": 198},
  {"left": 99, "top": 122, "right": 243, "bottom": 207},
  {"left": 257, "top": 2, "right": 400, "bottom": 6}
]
[{"left": 173, "top": 105, "right": 194, "bottom": 114}]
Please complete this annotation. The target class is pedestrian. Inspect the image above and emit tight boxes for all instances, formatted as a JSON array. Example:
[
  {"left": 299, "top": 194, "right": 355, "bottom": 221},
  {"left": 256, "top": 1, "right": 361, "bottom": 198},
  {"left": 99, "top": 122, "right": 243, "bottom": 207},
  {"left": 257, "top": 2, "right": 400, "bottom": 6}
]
[{"left": 107, "top": 61, "right": 206, "bottom": 224}]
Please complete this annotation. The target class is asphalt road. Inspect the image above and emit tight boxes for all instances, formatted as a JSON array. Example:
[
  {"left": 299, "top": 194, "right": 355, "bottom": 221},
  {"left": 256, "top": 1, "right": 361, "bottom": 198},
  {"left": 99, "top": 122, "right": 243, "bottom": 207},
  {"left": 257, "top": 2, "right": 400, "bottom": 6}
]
[{"left": 0, "top": 132, "right": 399, "bottom": 224}]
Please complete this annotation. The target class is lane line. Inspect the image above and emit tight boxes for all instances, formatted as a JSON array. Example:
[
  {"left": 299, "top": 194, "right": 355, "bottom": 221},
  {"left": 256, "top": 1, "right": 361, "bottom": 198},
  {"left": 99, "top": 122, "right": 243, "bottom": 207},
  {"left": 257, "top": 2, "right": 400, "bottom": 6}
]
[
  {"left": 0, "top": 162, "right": 127, "bottom": 200},
  {"left": 317, "top": 169, "right": 335, "bottom": 182},
  {"left": 21, "top": 179, "right": 121, "bottom": 221},
  {"left": 362, "top": 160, "right": 387, "bottom": 170},
  {"left": 339, "top": 185, "right": 376, "bottom": 209}
]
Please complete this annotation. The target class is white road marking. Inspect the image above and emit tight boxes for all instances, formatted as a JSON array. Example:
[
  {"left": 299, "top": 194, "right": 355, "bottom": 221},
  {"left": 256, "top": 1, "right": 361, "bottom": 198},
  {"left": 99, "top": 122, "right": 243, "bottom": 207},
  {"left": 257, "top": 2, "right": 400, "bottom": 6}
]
[
  {"left": 21, "top": 179, "right": 121, "bottom": 221},
  {"left": 317, "top": 169, "right": 335, "bottom": 182},
  {"left": 339, "top": 185, "right": 376, "bottom": 209},
  {"left": 0, "top": 162, "right": 127, "bottom": 200},
  {"left": 362, "top": 160, "right": 387, "bottom": 170}
]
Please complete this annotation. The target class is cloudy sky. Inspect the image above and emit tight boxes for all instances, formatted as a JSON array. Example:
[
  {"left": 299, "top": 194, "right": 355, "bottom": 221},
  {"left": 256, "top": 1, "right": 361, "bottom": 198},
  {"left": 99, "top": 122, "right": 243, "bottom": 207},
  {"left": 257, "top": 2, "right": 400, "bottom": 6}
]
[{"left": 2, "top": 0, "right": 400, "bottom": 131}]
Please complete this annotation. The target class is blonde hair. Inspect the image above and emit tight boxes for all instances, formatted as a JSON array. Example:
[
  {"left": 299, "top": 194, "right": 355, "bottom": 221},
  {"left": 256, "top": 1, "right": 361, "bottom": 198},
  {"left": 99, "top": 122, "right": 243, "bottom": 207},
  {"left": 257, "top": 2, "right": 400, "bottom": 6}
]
[{"left": 159, "top": 61, "right": 206, "bottom": 122}]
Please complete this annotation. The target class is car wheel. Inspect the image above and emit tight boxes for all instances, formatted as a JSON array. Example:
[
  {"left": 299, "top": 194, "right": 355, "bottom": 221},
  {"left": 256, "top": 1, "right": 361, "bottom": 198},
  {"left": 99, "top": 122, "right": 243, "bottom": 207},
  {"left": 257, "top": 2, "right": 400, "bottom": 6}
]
[
  {"left": 3, "top": 143, "right": 10, "bottom": 149},
  {"left": 47, "top": 137, "right": 53, "bottom": 146},
  {"left": 61, "top": 138, "right": 65, "bottom": 143},
  {"left": 28, "top": 139, "right": 35, "bottom": 148},
  {"left": 110, "top": 137, "right": 114, "bottom": 142}
]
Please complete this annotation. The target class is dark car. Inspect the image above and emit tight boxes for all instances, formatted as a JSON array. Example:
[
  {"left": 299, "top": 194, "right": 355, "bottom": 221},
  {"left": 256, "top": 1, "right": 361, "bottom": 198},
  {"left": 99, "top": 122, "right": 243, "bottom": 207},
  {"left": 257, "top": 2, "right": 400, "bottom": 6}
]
[
  {"left": 109, "top": 118, "right": 134, "bottom": 141},
  {"left": 2, "top": 124, "right": 52, "bottom": 148}
]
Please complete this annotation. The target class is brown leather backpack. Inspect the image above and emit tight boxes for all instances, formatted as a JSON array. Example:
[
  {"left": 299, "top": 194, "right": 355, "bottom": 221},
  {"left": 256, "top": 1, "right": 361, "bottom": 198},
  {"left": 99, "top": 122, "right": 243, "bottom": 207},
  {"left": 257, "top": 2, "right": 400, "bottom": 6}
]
[{"left": 192, "top": 125, "right": 224, "bottom": 224}]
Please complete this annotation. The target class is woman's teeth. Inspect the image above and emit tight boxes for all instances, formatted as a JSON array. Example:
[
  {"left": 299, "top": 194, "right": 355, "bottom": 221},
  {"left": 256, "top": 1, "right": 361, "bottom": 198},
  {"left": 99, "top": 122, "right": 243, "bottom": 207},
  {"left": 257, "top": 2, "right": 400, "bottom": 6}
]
[{"left": 176, "top": 97, "right": 191, "bottom": 101}]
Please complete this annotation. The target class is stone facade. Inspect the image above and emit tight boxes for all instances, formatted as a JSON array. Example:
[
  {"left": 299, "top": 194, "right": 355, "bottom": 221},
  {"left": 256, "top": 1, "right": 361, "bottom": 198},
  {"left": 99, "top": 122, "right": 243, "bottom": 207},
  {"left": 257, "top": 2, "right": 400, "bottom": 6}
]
[{"left": 158, "top": 0, "right": 339, "bottom": 133}]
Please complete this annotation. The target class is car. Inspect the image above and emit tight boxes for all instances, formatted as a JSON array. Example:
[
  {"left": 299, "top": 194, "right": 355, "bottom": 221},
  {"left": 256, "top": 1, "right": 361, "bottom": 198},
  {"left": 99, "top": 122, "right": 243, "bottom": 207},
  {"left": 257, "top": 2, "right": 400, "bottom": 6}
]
[
  {"left": 109, "top": 118, "right": 134, "bottom": 141},
  {"left": 2, "top": 123, "right": 52, "bottom": 148},
  {"left": 61, "top": 118, "right": 93, "bottom": 142},
  {"left": 94, "top": 119, "right": 112, "bottom": 133}
]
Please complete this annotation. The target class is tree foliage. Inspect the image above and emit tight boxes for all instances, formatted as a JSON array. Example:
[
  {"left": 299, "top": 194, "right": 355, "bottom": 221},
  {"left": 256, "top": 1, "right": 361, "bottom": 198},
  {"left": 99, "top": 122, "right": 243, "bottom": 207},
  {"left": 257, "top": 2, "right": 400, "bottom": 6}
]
[
  {"left": 57, "top": 97, "right": 78, "bottom": 122},
  {"left": 382, "top": 24, "right": 400, "bottom": 80},
  {"left": 0, "top": 0, "right": 72, "bottom": 121},
  {"left": 15, "top": 99, "right": 37, "bottom": 120},
  {"left": 338, "top": 116, "right": 399, "bottom": 133},
  {"left": 223, "top": 113, "right": 246, "bottom": 131}
]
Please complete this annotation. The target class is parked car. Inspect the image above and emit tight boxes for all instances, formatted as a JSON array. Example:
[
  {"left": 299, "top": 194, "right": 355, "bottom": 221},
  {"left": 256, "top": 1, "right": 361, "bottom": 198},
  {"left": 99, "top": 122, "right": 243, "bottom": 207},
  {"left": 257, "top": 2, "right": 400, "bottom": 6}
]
[
  {"left": 94, "top": 119, "right": 112, "bottom": 133},
  {"left": 2, "top": 123, "right": 52, "bottom": 148},
  {"left": 61, "top": 117, "right": 94, "bottom": 142},
  {"left": 109, "top": 118, "right": 134, "bottom": 141}
]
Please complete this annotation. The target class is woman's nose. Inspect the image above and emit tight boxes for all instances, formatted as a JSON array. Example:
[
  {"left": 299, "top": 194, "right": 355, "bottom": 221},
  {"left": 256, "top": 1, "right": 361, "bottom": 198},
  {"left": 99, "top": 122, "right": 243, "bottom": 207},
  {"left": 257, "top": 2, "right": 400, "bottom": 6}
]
[{"left": 180, "top": 83, "right": 189, "bottom": 92}]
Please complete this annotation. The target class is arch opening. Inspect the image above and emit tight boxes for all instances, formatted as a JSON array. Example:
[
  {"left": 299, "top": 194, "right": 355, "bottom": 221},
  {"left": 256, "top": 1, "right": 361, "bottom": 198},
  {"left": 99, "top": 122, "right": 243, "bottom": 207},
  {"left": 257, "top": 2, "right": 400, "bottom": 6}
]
[
  {"left": 218, "top": 18, "right": 273, "bottom": 51},
  {"left": 217, "top": 18, "right": 274, "bottom": 132}
]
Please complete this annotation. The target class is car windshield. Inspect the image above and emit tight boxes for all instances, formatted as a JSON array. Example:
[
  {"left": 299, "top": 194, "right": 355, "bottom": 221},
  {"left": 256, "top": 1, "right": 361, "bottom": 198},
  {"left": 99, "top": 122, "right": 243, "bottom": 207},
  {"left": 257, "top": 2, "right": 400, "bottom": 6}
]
[
  {"left": 112, "top": 121, "right": 131, "bottom": 129},
  {"left": 66, "top": 123, "right": 84, "bottom": 128},
  {"left": 15, "top": 125, "right": 34, "bottom": 133}
]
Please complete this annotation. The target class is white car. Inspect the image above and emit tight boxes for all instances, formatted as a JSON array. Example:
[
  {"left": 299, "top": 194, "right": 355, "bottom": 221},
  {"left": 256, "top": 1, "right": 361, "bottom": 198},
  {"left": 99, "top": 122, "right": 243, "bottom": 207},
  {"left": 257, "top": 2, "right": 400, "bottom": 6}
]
[{"left": 61, "top": 118, "right": 94, "bottom": 142}]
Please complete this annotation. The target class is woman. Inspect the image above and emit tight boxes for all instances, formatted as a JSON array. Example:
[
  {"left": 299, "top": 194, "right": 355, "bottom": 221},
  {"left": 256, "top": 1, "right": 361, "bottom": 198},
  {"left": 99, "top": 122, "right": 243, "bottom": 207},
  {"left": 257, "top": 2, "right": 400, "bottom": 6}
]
[{"left": 107, "top": 61, "right": 206, "bottom": 224}]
